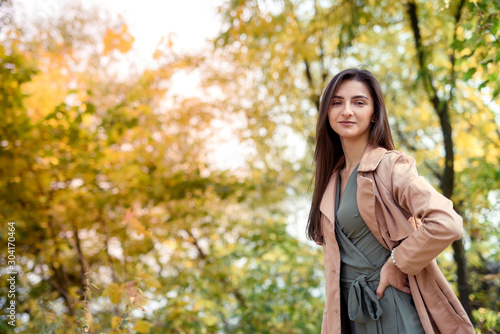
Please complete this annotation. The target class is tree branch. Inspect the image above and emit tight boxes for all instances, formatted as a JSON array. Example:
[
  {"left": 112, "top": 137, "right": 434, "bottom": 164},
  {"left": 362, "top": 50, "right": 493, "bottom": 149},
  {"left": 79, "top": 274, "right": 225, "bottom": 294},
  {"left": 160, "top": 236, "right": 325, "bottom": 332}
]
[
  {"left": 98, "top": 211, "right": 117, "bottom": 282},
  {"left": 187, "top": 230, "right": 207, "bottom": 260},
  {"left": 186, "top": 230, "right": 247, "bottom": 310},
  {"left": 472, "top": 1, "right": 500, "bottom": 47},
  {"left": 406, "top": 1, "right": 441, "bottom": 113},
  {"left": 394, "top": 121, "right": 442, "bottom": 181},
  {"left": 449, "top": 0, "right": 467, "bottom": 101},
  {"left": 48, "top": 265, "right": 75, "bottom": 316},
  {"left": 406, "top": 0, "right": 454, "bottom": 197},
  {"left": 303, "top": 59, "right": 320, "bottom": 113}
]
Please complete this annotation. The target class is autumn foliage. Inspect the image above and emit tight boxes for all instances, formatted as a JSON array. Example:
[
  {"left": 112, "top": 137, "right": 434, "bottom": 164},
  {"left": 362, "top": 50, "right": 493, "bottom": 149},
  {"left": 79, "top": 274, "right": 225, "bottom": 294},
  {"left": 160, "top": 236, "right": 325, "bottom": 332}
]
[{"left": 0, "top": 1, "right": 499, "bottom": 333}]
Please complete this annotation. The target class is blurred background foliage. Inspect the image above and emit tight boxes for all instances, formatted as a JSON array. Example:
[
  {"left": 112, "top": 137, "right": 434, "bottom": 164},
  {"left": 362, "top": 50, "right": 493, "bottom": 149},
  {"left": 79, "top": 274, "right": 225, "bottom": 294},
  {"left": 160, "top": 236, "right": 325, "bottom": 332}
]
[{"left": 0, "top": 0, "right": 498, "bottom": 333}]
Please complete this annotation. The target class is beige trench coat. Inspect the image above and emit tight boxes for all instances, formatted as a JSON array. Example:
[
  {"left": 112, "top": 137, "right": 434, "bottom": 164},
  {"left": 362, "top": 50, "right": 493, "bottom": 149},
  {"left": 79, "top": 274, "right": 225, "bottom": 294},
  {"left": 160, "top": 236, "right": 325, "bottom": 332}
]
[{"left": 319, "top": 145, "right": 474, "bottom": 334}]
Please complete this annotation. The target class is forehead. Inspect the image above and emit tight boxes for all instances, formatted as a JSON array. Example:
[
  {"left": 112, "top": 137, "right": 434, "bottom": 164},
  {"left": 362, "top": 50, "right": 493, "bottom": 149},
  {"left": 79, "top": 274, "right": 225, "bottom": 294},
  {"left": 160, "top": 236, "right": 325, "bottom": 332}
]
[{"left": 334, "top": 80, "right": 370, "bottom": 97}]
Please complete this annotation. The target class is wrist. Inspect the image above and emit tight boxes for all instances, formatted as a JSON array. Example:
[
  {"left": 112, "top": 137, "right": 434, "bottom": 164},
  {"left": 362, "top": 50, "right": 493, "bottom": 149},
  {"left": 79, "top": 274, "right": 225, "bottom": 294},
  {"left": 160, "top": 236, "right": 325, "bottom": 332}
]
[
  {"left": 391, "top": 246, "right": 399, "bottom": 268},
  {"left": 385, "top": 255, "right": 396, "bottom": 268}
]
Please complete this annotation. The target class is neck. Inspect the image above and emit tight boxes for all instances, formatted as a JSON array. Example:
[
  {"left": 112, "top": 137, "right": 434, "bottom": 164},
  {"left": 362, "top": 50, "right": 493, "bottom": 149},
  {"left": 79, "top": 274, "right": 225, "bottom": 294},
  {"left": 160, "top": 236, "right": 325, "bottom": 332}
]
[{"left": 340, "top": 138, "right": 368, "bottom": 171}]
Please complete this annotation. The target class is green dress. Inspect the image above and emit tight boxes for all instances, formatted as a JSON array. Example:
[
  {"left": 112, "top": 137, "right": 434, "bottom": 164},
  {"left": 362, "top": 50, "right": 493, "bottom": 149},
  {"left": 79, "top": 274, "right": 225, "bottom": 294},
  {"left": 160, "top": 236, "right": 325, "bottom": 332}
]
[{"left": 335, "top": 165, "right": 424, "bottom": 333}]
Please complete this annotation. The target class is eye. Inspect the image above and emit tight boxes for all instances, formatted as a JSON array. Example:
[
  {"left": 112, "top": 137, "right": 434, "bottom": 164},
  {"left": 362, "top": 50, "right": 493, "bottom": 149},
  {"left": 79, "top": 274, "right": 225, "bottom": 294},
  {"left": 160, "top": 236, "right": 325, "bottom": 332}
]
[
  {"left": 354, "top": 100, "right": 366, "bottom": 105},
  {"left": 331, "top": 100, "right": 341, "bottom": 106}
]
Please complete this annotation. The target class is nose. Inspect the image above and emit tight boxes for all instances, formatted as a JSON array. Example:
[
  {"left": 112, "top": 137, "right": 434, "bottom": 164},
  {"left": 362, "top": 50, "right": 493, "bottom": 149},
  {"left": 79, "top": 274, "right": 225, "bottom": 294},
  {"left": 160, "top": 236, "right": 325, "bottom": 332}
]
[{"left": 341, "top": 103, "right": 353, "bottom": 117}]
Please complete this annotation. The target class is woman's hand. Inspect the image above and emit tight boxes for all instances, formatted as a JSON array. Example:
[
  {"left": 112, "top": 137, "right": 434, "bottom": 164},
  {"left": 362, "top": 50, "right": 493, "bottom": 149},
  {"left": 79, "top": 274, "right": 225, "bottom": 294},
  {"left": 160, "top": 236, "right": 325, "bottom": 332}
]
[{"left": 376, "top": 257, "right": 411, "bottom": 299}]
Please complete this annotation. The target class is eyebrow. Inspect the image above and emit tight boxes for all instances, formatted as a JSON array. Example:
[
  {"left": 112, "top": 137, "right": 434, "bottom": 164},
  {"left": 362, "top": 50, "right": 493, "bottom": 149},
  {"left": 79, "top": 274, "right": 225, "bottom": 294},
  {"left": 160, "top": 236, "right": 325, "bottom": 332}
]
[{"left": 332, "top": 95, "right": 369, "bottom": 100}]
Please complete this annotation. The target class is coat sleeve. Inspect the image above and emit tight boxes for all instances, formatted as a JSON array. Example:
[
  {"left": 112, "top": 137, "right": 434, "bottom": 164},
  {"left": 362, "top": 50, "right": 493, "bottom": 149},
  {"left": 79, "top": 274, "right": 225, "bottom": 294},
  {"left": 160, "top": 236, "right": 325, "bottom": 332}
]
[{"left": 388, "top": 152, "right": 463, "bottom": 275}]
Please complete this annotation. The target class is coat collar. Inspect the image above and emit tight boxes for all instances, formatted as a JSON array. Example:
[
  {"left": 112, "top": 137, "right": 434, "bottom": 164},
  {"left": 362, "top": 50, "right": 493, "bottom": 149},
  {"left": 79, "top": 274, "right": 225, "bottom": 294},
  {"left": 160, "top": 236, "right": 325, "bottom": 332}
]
[
  {"left": 319, "top": 145, "right": 388, "bottom": 225},
  {"left": 358, "top": 145, "right": 388, "bottom": 172}
]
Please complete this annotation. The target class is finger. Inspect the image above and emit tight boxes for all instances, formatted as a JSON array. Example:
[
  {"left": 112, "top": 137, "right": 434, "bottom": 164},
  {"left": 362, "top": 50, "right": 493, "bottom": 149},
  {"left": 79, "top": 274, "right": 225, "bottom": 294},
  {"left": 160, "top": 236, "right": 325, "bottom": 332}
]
[
  {"left": 376, "top": 281, "right": 388, "bottom": 299},
  {"left": 396, "top": 285, "right": 412, "bottom": 295}
]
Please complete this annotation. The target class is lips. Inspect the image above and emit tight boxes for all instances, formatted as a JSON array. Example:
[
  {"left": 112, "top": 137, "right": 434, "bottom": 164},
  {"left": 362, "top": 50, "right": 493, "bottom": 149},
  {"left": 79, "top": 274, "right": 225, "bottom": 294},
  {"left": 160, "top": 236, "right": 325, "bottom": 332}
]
[{"left": 339, "top": 121, "right": 355, "bottom": 125}]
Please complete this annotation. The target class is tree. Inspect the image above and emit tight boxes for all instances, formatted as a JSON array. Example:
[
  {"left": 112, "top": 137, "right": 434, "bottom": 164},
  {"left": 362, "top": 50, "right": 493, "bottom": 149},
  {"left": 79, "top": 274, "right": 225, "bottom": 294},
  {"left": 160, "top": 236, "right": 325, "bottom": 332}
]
[
  {"left": 212, "top": 0, "right": 499, "bottom": 330},
  {"left": 1, "top": 0, "right": 498, "bottom": 332},
  {"left": 0, "top": 2, "right": 325, "bottom": 332}
]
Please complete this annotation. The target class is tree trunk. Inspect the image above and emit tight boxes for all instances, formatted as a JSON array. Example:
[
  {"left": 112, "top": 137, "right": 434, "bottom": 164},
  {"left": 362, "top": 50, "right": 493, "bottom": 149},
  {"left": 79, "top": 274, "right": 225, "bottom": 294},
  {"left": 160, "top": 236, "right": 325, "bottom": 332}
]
[
  {"left": 406, "top": 0, "right": 471, "bottom": 318},
  {"left": 452, "top": 239, "right": 472, "bottom": 320}
]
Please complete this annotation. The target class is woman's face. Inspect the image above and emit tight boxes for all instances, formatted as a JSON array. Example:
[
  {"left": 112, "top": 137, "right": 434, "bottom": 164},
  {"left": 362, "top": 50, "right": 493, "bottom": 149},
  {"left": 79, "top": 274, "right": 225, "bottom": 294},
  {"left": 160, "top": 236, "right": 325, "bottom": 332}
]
[{"left": 328, "top": 80, "right": 375, "bottom": 144}]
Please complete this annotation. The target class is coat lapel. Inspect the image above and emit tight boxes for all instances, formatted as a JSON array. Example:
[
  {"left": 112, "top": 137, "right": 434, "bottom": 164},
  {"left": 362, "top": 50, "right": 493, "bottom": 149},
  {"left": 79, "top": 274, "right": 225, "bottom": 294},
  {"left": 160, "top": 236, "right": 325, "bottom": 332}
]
[
  {"left": 318, "top": 145, "right": 389, "bottom": 231},
  {"left": 319, "top": 171, "right": 338, "bottom": 226},
  {"left": 356, "top": 175, "right": 387, "bottom": 248},
  {"left": 356, "top": 145, "right": 390, "bottom": 249}
]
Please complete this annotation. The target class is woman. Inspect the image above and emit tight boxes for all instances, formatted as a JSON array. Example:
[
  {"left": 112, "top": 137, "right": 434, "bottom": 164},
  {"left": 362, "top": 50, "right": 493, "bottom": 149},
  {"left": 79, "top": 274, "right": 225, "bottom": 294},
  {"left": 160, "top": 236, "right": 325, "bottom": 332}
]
[{"left": 307, "top": 68, "right": 474, "bottom": 333}]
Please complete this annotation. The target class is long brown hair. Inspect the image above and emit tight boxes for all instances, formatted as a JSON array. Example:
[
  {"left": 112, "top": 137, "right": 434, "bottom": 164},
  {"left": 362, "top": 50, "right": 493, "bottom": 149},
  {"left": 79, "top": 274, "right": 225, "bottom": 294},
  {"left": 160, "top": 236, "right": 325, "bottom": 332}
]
[{"left": 306, "top": 68, "right": 395, "bottom": 243}]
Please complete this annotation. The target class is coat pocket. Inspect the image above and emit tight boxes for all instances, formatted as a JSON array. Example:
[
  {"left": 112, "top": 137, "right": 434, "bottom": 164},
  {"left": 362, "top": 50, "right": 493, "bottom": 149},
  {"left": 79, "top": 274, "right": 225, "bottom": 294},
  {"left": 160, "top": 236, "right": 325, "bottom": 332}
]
[{"left": 429, "top": 279, "right": 467, "bottom": 324}]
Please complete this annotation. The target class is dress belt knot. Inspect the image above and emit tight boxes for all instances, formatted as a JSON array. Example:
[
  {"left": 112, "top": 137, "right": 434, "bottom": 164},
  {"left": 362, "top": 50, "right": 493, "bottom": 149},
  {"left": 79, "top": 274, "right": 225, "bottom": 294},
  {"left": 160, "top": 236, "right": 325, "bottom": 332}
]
[{"left": 341, "top": 270, "right": 383, "bottom": 324}]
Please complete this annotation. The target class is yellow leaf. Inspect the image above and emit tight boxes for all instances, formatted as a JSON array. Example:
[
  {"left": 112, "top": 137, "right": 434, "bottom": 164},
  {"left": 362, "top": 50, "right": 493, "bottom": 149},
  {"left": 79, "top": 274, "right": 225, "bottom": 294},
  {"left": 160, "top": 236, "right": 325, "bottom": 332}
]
[
  {"left": 111, "top": 316, "right": 122, "bottom": 328},
  {"left": 205, "top": 314, "right": 217, "bottom": 326},
  {"left": 124, "top": 209, "right": 151, "bottom": 237},
  {"left": 69, "top": 286, "right": 80, "bottom": 299},
  {"left": 134, "top": 319, "right": 153, "bottom": 333},
  {"left": 145, "top": 276, "right": 161, "bottom": 289},
  {"left": 103, "top": 23, "right": 135, "bottom": 55},
  {"left": 103, "top": 283, "right": 122, "bottom": 304}
]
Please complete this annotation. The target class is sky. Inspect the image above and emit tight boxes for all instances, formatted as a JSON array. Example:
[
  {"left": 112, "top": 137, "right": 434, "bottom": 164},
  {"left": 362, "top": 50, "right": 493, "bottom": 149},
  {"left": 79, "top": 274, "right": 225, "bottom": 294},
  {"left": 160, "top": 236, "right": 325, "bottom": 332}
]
[
  {"left": 16, "top": 0, "right": 224, "bottom": 58},
  {"left": 13, "top": 0, "right": 226, "bottom": 99},
  {"left": 13, "top": 0, "right": 225, "bottom": 97}
]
